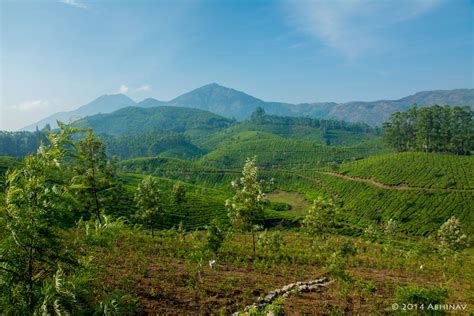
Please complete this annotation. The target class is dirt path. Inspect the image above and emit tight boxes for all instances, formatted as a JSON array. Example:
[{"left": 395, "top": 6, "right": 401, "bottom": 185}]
[{"left": 312, "top": 171, "right": 474, "bottom": 192}]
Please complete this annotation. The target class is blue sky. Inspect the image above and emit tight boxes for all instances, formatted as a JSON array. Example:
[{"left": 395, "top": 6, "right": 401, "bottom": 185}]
[{"left": 1, "top": 0, "right": 472, "bottom": 130}]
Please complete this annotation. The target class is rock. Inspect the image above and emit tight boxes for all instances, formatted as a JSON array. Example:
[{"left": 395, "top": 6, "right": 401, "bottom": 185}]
[{"left": 299, "top": 284, "right": 309, "bottom": 292}]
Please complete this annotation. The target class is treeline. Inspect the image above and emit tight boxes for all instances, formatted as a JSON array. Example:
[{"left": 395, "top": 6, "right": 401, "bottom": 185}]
[
  {"left": 250, "top": 107, "right": 379, "bottom": 134},
  {"left": 0, "top": 130, "right": 47, "bottom": 156},
  {"left": 0, "top": 128, "right": 203, "bottom": 160},
  {"left": 383, "top": 105, "right": 472, "bottom": 155}
]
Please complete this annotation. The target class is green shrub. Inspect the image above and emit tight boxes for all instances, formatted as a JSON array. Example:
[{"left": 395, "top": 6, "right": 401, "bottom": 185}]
[
  {"left": 257, "top": 230, "right": 284, "bottom": 256},
  {"left": 338, "top": 240, "right": 357, "bottom": 258},
  {"left": 395, "top": 285, "right": 448, "bottom": 315},
  {"left": 271, "top": 201, "right": 292, "bottom": 212},
  {"left": 207, "top": 220, "right": 226, "bottom": 255}
]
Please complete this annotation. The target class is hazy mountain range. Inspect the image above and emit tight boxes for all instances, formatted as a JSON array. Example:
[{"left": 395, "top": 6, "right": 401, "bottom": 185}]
[{"left": 22, "top": 83, "right": 474, "bottom": 131}]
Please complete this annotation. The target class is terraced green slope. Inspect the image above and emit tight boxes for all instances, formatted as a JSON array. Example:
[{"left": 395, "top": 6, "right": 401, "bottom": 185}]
[
  {"left": 298, "top": 171, "right": 473, "bottom": 235},
  {"left": 200, "top": 132, "right": 388, "bottom": 169},
  {"left": 119, "top": 173, "right": 229, "bottom": 230},
  {"left": 200, "top": 122, "right": 378, "bottom": 149},
  {"left": 337, "top": 152, "right": 474, "bottom": 189}
]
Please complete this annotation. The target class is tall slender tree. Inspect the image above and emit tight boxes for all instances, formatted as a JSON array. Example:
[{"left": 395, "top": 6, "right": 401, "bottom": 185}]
[
  {"left": 226, "top": 157, "right": 265, "bottom": 256},
  {"left": 0, "top": 125, "right": 78, "bottom": 313},
  {"left": 71, "top": 130, "right": 115, "bottom": 224},
  {"left": 134, "top": 176, "right": 165, "bottom": 236}
]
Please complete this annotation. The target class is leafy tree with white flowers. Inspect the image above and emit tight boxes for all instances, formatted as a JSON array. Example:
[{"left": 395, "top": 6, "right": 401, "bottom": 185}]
[
  {"left": 226, "top": 157, "right": 265, "bottom": 256},
  {"left": 437, "top": 216, "right": 468, "bottom": 251},
  {"left": 134, "top": 176, "right": 165, "bottom": 237},
  {"left": 304, "top": 196, "right": 337, "bottom": 237},
  {"left": 384, "top": 218, "right": 398, "bottom": 237}
]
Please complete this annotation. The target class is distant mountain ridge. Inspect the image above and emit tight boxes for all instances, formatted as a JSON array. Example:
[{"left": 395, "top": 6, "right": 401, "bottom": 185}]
[
  {"left": 22, "top": 94, "right": 136, "bottom": 131},
  {"left": 21, "top": 84, "right": 473, "bottom": 130}
]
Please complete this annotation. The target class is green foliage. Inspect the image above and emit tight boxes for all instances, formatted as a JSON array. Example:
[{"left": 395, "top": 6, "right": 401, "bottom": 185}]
[
  {"left": 395, "top": 285, "right": 449, "bottom": 314},
  {"left": 257, "top": 230, "right": 284, "bottom": 255},
  {"left": 172, "top": 181, "right": 187, "bottom": 208},
  {"left": 36, "top": 267, "right": 78, "bottom": 315},
  {"left": 270, "top": 201, "right": 292, "bottom": 212},
  {"left": 338, "top": 240, "right": 357, "bottom": 258},
  {"left": 134, "top": 176, "right": 165, "bottom": 236},
  {"left": 71, "top": 130, "right": 116, "bottom": 223},
  {"left": 384, "top": 105, "right": 472, "bottom": 155},
  {"left": 0, "top": 124, "right": 78, "bottom": 313},
  {"left": 206, "top": 219, "right": 226, "bottom": 255},
  {"left": 303, "top": 196, "right": 338, "bottom": 236}
]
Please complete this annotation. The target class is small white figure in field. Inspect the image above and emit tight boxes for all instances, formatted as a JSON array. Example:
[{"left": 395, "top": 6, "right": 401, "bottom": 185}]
[
  {"left": 420, "top": 264, "right": 423, "bottom": 270},
  {"left": 209, "top": 260, "right": 216, "bottom": 269}
]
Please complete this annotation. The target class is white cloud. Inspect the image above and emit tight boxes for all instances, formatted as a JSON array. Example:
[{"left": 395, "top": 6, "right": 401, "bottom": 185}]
[
  {"left": 134, "top": 85, "right": 152, "bottom": 93},
  {"left": 11, "top": 100, "right": 50, "bottom": 112},
  {"left": 59, "top": 0, "right": 88, "bottom": 9},
  {"left": 117, "top": 85, "right": 129, "bottom": 94},
  {"left": 283, "top": 0, "right": 442, "bottom": 59}
]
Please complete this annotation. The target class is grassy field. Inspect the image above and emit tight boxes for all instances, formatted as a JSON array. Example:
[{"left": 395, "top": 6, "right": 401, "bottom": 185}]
[{"left": 266, "top": 190, "right": 310, "bottom": 216}]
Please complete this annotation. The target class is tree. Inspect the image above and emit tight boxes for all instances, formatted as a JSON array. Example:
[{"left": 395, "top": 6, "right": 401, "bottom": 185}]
[
  {"left": 71, "top": 130, "right": 115, "bottom": 224},
  {"left": 436, "top": 216, "right": 468, "bottom": 252},
  {"left": 250, "top": 107, "right": 266, "bottom": 124},
  {"left": 226, "top": 157, "right": 265, "bottom": 256},
  {"left": 0, "top": 126, "right": 78, "bottom": 313},
  {"left": 206, "top": 219, "right": 225, "bottom": 255},
  {"left": 383, "top": 105, "right": 472, "bottom": 155},
  {"left": 172, "top": 181, "right": 187, "bottom": 216},
  {"left": 303, "top": 196, "right": 337, "bottom": 237},
  {"left": 384, "top": 218, "right": 398, "bottom": 237},
  {"left": 134, "top": 176, "right": 165, "bottom": 237}
]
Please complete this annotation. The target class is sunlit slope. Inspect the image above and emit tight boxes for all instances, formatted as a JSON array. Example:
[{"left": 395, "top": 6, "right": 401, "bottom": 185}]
[
  {"left": 200, "top": 122, "right": 379, "bottom": 149},
  {"left": 200, "top": 132, "right": 387, "bottom": 169},
  {"left": 337, "top": 152, "right": 474, "bottom": 189}
]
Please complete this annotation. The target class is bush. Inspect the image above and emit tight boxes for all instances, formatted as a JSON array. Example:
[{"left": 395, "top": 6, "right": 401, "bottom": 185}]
[
  {"left": 338, "top": 240, "right": 357, "bottom": 258},
  {"left": 271, "top": 202, "right": 292, "bottom": 212},
  {"left": 206, "top": 220, "right": 226, "bottom": 255},
  {"left": 257, "top": 230, "right": 284, "bottom": 256},
  {"left": 395, "top": 285, "right": 448, "bottom": 314}
]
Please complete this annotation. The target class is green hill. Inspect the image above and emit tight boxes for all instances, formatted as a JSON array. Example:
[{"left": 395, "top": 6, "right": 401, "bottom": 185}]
[
  {"left": 73, "top": 105, "right": 233, "bottom": 142},
  {"left": 201, "top": 121, "right": 379, "bottom": 150},
  {"left": 102, "top": 131, "right": 203, "bottom": 160},
  {"left": 336, "top": 152, "right": 474, "bottom": 190},
  {"left": 200, "top": 132, "right": 388, "bottom": 169}
]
